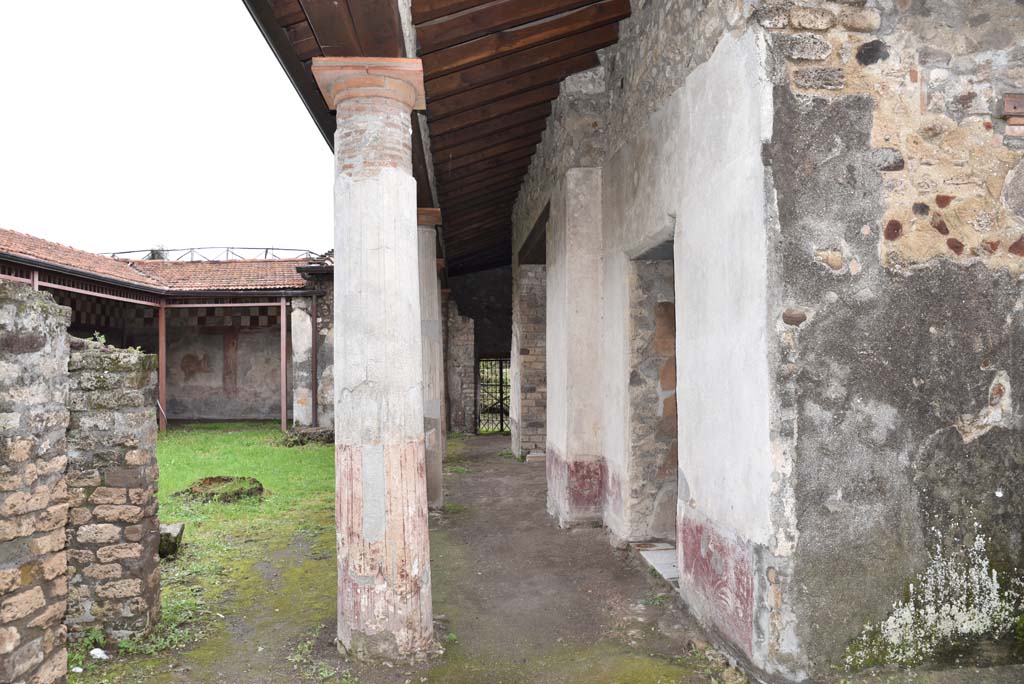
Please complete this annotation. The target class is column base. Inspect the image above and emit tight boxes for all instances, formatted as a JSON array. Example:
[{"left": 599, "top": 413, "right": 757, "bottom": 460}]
[{"left": 546, "top": 446, "right": 605, "bottom": 527}]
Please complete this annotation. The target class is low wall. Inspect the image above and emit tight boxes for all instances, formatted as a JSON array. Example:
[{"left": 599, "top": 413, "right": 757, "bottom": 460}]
[
  {"left": 0, "top": 282, "right": 71, "bottom": 684},
  {"left": 66, "top": 340, "right": 160, "bottom": 641}
]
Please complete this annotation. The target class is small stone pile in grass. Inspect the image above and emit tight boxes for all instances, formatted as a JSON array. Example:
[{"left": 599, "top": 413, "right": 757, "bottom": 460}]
[
  {"left": 281, "top": 427, "right": 334, "bottom": 447},
  {"left": 174, "top": 477, "right": 264, "bottom": 504}
]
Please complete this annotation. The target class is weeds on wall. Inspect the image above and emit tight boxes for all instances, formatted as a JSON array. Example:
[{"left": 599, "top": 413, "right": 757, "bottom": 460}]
[{"left": 844, "top": 525, "right": 1023, "bottom": 670}]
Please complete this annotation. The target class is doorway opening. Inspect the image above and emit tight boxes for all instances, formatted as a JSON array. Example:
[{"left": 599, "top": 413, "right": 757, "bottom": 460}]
[{"left": 477, "top": 357, "right": 511, "bottom": 434}]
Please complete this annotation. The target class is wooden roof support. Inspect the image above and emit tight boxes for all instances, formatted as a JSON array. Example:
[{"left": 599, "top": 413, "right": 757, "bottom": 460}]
[
  {"left": 440, "top": 174, "right": 524, "bottom": 202},
  {"left": 443, "top": 189, "right": 521, "bottom": 213},
  {"left": 437, "top": 150, "right": 537, "bottom": 183},
  {"left": 417, "top": 0, "right": 599, "bottom": 52},
  {"left": 412, "top": 0, "right": 493, "bottom": 25},
  {"left": 430, "top": 102, "right": 551, "bottom": 151},
  {"left": 438, "top": 135, "right": 542, "bottom": 172},
  {"left": 434, "top": 119, "right": 548, "bottom": 160},
  {"left": 422, "top": 0, "right": 629, "bottom": 79},
  {"left": 425, "top": 24, "right": 617, "bottom": 99},
  {"left": 430, "top": 84, "right": 559, "bottom": 136},
  {"left": 427, "top": 52, "right": 598, "bottom": 120}
]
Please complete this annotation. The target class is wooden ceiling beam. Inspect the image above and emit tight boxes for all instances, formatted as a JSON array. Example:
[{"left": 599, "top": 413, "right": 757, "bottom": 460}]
[
  {"left": 417, "top": 0, "right": 599, "bottom": 53},
  {"left": 437, "top": 148, "right": 536, "bottom": 182},
  {"left": 433, "top": 119, "right": 547, "bottom": 160},
  {"left": 429, "top": 84, "right": 559, "bottom": 136},
  {"left": 286, "top": 21, "right": 322, "bottom": 60},
  {"left": 440, "top": 168, "right": 524, "bottom": 196},
  {"left": 445, "top": 203, "right": 514, "bottom": 226},
  {"left": 298, "top": 0, "right": 361, "bottom": 55},
  {"left": 446, "top": 218, "right": 513, "bottom": 238},
  {"left": 439, "top": 174, "right": 523, "bottom": 202},
  {"left": 443, "top": 188, "right": 520, "bottom": 213},
  {"left": 271, "top": 0, "right": 306, "bottom": 27},
  {"left": 422, "top": 0, "right": 629, "bottom": 79},
  {"left": 437, "top": 135, "right": 541, "bottom": 172},
  {"left": 447, "top": 227, "right": 512, "bottom": 245},
  {"left": 427, "top": 52, "right": 597, "bottom": 121},
  {"left": 431, "top": 103, "right": 550, "bottom": 152},
  {"left": 426, "top": 24, "right": 616, "bottom": 99},
  {"left": 347, "top": 0, "right": 405, "bottom": 57},
  {"left": 412, "top": 0, "right": 493, "bottom": 25}
]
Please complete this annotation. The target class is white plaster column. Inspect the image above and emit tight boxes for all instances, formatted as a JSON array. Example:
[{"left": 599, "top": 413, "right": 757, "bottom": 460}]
[
  {"left": 418, "top": 208, "right": 445, "bottom": 510},
  {"left": 546, "top": 167, "right": 605, "bottom": 526},
  {"left": 290, "top": 299, "right": 315, "bottom": 427},
  {"left": 312, "top": 57, "right": 434, "bottom": 659}
]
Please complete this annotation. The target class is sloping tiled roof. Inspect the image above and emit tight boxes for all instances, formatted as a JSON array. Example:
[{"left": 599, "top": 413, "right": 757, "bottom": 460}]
[
  {"left": 0, "top": 227, "right": 165, "bottom": 288},
  {"left": 130, "top": 259, "right": 308, "bottom": 291},
  {"left": 0, "top": 227, "right": 310, "bottom": 292}
]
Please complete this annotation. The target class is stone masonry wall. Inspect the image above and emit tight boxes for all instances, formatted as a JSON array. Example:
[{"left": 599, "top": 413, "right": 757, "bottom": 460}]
[
  {"left": 445, "top": 300, "right": 476, "bottom": 433},
  {"left": 759, "top": 0, "right": 1024, "bottom": 675},
  {"left": 66, "top": 339, "right": 160, "bottom": 641},
  {"left": 511, "top": 265, "right": 547, "bottom": 457},
  {"left": 0, "top": 282, "right": 71, "bottom": 684},
  {"left": 623, "top": 260, "right": 677, "bottom": 543}
]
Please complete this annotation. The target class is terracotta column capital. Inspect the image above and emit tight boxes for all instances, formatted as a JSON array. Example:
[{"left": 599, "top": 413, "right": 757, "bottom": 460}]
[
  {"left": 312, "top": 57, "right": 426, "bottom": 111},
  {"left": 417, "top": 208, "right": 443, "bottom": 227}
]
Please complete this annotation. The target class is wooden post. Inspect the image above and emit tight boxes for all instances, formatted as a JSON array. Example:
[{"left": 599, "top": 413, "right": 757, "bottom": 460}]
[
  {"left": 280, "top": 297, "right": 288, "bottom": 432},
  {"left": 30, "top": 270, "right": 38, "bottom": 291},
  {"left": 158, "top": 304, "right": 167, "bottom": 431}
]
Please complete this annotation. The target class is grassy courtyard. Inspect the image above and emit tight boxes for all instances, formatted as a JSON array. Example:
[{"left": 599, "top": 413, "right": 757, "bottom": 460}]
[{"left": 71, "top": 422, "right": 340, "bottom": 683}]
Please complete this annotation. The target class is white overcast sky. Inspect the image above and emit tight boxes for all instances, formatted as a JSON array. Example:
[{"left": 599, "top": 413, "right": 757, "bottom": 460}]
[{"left": 0, "top": 2, "right": 334, "bottom": 256}]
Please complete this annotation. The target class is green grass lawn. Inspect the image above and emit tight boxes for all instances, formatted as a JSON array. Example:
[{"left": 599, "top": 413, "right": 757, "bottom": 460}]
[{"left": 71, "top": 422, "right": 337, "bottom": 682}]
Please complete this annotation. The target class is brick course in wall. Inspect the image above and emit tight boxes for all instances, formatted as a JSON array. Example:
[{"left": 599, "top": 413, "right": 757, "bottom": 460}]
[
  {"left": 0, "top": 282, "right": 71, "bottom": 684},
  {"left": 65, "top": 339, "right": 160, "bottom": 642}
]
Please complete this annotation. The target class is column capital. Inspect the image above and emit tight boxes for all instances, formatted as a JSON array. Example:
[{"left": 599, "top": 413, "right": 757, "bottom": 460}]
[
  {"left": 417, "top": 208, "right": 443, "bottom": 227},
  {"left": 312, "top": 57, "right": 426, "bottom": 111}
]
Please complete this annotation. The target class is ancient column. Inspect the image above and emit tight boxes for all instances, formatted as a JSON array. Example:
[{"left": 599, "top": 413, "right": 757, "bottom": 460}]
[
  {"left": 312, "top": 57, "right": 434, "bottom": 658},
  {"left": 418, "top": 209, "right": 445, "bottom": 510}
]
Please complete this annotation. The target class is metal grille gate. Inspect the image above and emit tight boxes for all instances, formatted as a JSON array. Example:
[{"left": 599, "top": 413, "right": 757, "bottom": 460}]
[{"left": 477, "top": 358, "right": 510, "bottom": 434}]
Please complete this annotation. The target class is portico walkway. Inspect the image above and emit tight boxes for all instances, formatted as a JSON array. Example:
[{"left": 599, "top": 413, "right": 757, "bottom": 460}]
[{"left": 90, "top": 434, "right": 736, "bottom": 684}]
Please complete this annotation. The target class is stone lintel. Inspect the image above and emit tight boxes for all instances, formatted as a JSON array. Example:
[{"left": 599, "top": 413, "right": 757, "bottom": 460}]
[
  {"left": 417, "top": 208, "right": 443, "bottom": 227},
  {"left": 312, "top": 57, "right": 426, "bottom": 111}
]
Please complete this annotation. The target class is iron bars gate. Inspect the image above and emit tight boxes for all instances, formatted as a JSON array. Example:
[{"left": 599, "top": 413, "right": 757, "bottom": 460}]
[{"left": 477, "top": 358, "right": 511, "bottom": 434}]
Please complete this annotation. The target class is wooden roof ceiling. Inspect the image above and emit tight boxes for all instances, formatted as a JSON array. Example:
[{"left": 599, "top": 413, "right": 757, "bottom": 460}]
[{"left": 245, "top": 0, "right": 629, "bottom": 275}]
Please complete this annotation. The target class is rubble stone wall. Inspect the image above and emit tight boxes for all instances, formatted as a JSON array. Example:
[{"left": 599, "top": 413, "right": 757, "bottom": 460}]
[
  {"left": 65, "top": 340, "right": 160, "bottom": 641},
  {"left": 0, "top": 282, "right": 71, "bottom": 684},
  {"left": 759, "top": 0, "right": 1024, "bottom": 676}
]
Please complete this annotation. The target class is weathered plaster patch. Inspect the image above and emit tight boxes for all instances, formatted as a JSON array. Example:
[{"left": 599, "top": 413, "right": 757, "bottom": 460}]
[
  {"left": 956, "top": 370, "right": 1013, "bottom": 443},
  {"left": 361, "top": 445, "right": 386, "bottom": 544}
]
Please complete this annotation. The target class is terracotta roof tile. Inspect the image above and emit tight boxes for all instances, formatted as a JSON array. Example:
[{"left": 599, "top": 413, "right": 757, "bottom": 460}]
[
  {"left": 130, "top": 259, "right": 308, "bottom": 291},
  {"left": 0, "top": 228, "right": 310, "bottom": 292},
  {"left": 0, "top": 227, "right": 164, "bottom": 288}
]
